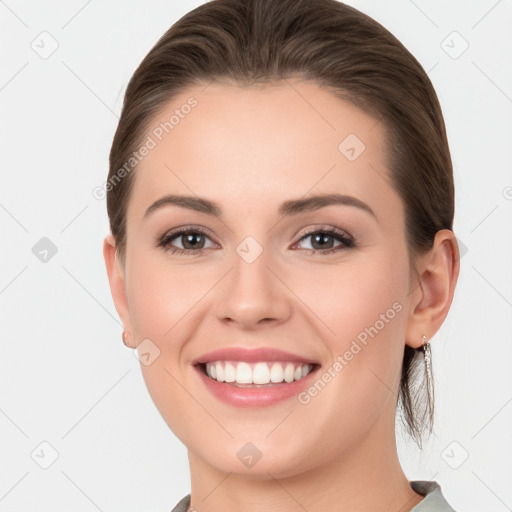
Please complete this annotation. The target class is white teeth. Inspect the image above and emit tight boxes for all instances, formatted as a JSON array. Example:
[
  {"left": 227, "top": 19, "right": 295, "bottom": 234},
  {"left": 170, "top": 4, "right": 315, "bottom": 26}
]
[
  {"left": 284, "top": 363, "right": 295, "bottom": 383},
  {"left": 270, "top": 362, "right": 283, "bottom": 383},
  {"left": 224, "top": 362, "right": 236, "bottom": 382},
  {"left": 253, "top": 362, "right": 270, "bottom": 384},
  {"left": 235, "top": 362, "right": 252, "bottom": 384},
  {"left": 204, "top": 361, "right": 314, "bottom": 385},
  {"left": 215, "top": 362, "right": 224, "bottom": 382}
]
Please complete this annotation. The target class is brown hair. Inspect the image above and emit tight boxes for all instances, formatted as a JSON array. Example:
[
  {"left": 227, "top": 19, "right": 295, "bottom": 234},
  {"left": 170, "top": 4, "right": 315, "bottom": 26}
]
[{"left": 107, "top": 0, "right": 454, "bottom": 448}]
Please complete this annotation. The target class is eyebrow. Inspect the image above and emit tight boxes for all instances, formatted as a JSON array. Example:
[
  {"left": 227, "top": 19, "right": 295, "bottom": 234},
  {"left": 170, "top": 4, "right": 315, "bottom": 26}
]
[{"left": 143, "top": 193, "right": 377, "bottom": 220}]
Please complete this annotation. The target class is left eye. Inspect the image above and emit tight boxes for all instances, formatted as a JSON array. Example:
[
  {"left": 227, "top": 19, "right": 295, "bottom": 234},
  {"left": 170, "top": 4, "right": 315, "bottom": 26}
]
[{"left": 294, "top": 229, "right": 354, "bottom": 253}]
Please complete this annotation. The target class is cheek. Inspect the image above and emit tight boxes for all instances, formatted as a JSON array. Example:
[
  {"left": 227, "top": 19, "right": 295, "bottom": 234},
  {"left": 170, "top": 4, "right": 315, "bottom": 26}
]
[
  {"left": 288, "top": 253, "right": 408, "bottom": 343},
  {"left": 286, "top": 252, "right": 409, "bottom": 405},
  {"left": 124, "top": 253, "right": 210, "bottom": 436},
  {"left": 125, "top": 251, "right": 210, "bottom": 342}
]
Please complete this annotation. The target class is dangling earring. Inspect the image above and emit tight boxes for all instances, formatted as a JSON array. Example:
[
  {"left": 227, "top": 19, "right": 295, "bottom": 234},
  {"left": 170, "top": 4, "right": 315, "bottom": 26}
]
[
  {"left": 422, "top": 334, "right": 434, "bottom": 410},
  {"left": 422, "top": 334, "right": 431, "bottom": 376},
  {"left": 122, "top": 330, "right": 129, "bottom": 347}
]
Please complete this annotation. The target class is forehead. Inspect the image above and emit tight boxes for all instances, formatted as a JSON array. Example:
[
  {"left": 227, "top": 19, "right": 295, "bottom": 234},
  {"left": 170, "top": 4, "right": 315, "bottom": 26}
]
[{"left": 127, "top": 79, "right": 399, "bottom": 223}]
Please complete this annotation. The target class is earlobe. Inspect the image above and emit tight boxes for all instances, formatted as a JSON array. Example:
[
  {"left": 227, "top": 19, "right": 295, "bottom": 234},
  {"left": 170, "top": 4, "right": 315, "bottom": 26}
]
[
  {"left": 103, "top": 234, "right": 136, "bottom": 349},
  {"left": 405, "top": 229, "right": 460, "bottom": 348}
]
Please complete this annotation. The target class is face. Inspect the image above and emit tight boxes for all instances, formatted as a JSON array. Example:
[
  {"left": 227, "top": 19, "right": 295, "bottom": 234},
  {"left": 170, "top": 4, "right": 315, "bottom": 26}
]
[{"left": 110, "top": 79, "right": 419, "bottom": 478}]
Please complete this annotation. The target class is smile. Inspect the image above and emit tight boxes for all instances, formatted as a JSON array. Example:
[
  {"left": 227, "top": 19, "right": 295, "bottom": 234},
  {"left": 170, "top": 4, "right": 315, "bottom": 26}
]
[{"left": 194, "top": 361, "right": 321, "bottom": 407}]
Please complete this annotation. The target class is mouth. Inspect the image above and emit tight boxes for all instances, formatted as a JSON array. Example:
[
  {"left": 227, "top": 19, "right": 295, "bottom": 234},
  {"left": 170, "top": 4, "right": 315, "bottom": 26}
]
[
  {"left": 191, "top": 346, "right": 322, "bottom": 406},
  {"left": 192, "top": 358, "right": 322, "bottom": 407}
]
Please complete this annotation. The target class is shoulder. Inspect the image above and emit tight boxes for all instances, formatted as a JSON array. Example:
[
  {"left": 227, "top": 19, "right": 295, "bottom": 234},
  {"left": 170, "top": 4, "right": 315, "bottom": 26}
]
[
  {"left": 169, "top": 493, "right": 191, "bottom": 512},
  {"left": 410, "top": 480, "right": 458, "bottom": 511}
]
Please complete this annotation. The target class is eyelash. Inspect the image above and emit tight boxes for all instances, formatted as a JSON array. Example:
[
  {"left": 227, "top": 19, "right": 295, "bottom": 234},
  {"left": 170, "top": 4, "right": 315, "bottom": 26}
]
[{"left": 156, "top": 225, "right": 356, "bottom": 256}]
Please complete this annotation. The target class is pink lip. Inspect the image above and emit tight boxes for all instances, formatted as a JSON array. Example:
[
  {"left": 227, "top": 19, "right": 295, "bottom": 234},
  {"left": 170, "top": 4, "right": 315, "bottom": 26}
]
[{"left": 191, "top": 347, "right": 320, "bottom": 365}]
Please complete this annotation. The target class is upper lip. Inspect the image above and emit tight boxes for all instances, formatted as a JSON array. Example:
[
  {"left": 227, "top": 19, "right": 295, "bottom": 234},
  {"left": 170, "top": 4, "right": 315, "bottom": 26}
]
[{"left": 191, "top": 347, "right": 320, "bottom": 366}]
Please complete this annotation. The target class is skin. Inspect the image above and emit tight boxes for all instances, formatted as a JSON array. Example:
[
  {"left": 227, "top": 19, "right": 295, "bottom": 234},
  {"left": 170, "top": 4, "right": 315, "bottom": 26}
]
[{"left": 104, "top": 79, "right": 459, "bottom": 512}]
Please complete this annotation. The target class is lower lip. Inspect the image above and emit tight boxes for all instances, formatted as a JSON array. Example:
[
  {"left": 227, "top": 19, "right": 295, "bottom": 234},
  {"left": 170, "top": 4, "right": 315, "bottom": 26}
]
[{"left": 194, "top": 364, "right": 320, "bottom": 407}]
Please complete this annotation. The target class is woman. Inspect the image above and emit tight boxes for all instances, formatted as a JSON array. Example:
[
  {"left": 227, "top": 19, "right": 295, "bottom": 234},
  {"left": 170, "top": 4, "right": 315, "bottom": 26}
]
[{"left": 103, "top": 0, "right": 460, "bottom": 510}]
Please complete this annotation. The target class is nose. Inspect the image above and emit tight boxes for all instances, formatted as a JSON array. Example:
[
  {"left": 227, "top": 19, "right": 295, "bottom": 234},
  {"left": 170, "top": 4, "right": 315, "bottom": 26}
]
[{"left": 213, "top": 241, "right": 292, "bottom": 330}]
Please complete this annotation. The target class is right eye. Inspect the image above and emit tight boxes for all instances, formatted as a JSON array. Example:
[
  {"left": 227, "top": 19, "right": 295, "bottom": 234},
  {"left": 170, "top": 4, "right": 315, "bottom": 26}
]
[{"left": 157, "top": 227, "right": 217, "bottom": 255}]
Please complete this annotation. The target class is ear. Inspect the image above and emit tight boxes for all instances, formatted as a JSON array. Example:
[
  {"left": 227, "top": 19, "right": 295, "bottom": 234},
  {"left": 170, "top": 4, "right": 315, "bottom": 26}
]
[
  {"left": 103, "top": 234, "right": 136, "bottom": 349},
  {"left": 405, "top": 229, "right": 460, "bottom": 348}
]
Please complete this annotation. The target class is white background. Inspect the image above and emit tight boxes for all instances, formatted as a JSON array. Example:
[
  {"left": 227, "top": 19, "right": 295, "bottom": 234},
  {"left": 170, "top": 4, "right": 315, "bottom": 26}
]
[{"left": 1, "top": 0, "right": 511, "bottom": 510}]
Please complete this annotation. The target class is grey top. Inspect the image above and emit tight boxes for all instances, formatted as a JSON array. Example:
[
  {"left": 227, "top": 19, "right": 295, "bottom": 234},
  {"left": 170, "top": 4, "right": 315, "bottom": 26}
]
[{"left": 170, "top": 480, "right": 457, "bottom": 511}]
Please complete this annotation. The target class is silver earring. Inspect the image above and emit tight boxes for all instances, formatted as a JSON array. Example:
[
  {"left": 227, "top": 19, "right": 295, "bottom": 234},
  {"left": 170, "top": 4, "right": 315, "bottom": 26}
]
[
  {"left": 422, "top": 334, "right": 431, "bottom": 374},
  {"left": 422, "top": 334, "right": 434, "bottom": 405}
]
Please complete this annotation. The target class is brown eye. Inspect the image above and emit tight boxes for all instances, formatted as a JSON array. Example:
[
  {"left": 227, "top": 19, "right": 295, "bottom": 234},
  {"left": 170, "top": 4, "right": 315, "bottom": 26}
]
[
  {"left": 295, "top": 227, "right": 355, "bottom": 254},
  {"left": 177, "top": 231, "right": 207, "bottom": 250},
  {"left": 309, "top": 232, "right": 336, "bottom": 250},
  {"left": 157, "top": 228, "right": 216, "bottom": 254}
]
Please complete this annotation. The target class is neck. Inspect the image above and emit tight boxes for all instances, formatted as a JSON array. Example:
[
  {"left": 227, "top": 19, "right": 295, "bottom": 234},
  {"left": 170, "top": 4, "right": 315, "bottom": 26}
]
[{"left": 185, "top": 412, "right": 425, "bottom": 512}]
